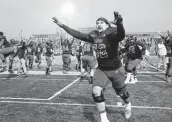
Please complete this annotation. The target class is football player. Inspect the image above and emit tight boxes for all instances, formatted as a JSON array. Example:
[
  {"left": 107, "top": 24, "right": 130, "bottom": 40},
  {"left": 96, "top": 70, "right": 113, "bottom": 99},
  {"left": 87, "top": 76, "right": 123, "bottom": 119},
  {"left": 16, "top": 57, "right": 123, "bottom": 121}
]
[
  {"left": 122, "top": 36, "right": 146, "bottom": 84},
  {"left": 35, "top": 42, "right": 43, "bottom": 68},
  {"left": 0, "top": 32, "right": 18, "bottom": 72},
  {"left": 61, "top": 37, "right": 73, "bottom": 73},
  {"left": 53, "top": 11, "right": 131, "bottom": 121},
  {"left": 26, "top": 41, "right": 35, "bottom": 69},
  {"left": 44, "top": 41, "right": 54, "bottom": 75},
  {"left": 80, "top": 42, "right": 97, "bottom": 84},
  {"left": 159, "top": 31, "right": 172, "bottom": 82}
]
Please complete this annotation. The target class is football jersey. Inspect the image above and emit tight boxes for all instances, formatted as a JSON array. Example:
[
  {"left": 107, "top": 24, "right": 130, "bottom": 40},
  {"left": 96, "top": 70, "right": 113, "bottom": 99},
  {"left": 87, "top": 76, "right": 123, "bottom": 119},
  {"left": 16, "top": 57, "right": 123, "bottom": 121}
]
[
  {"left": 61, "top": 24, "right": 125, "bottom": 70},
  {"left": 26, "top": 46, "right": 35, "bottom": 55},
  {"left": 0, "top": 35, "right": 11, "bottom": 48},
  {"left": 164, "top": 37, "right": 172, "bottom": 57},
  {"left": 45, "top": 45, "right": 53, "bottom": 56},
  {"left": 82, "top": 43, "right": 94, "bottom": 56},
  {"left": 61, "top": 39, "right": 73, "bottom": 54},
  {"left": 36, "top": 45, "right": 43, "bottom": 55},
  {"left": 125, "top": 41, "right": 145, "bottom": 59}
]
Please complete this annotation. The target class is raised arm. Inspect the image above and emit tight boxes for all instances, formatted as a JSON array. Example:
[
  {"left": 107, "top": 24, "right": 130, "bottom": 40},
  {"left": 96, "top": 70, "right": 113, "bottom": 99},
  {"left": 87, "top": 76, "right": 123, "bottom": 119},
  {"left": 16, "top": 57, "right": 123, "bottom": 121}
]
[
  {"left": 107, "top": 12, "right": 125, "bottom": 42},
  {"left": 52, "top": 17, "right": 93, "bottom": 43}
]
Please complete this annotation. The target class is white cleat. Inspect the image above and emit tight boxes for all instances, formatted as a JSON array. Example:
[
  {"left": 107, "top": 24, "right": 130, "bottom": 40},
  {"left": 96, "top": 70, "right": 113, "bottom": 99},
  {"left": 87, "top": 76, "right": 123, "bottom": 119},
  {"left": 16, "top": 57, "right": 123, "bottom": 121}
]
[
  {"left": 101, "top": 119, "right": 110, "bottom": 122},
  {"left": 125, "top": 102, "right": 131, "bottom": 119},
  {"left": 129, "top": 75, "right": 135, "bottom": 84},
  {"left": 134, "top": 78, "right": 138, "bottom": 83},
  {"left": 129, "top": 80, "right": 135, "bottom": 84},
  {"left": 125, "top": 79, "right": 130, "bottom": 84}
]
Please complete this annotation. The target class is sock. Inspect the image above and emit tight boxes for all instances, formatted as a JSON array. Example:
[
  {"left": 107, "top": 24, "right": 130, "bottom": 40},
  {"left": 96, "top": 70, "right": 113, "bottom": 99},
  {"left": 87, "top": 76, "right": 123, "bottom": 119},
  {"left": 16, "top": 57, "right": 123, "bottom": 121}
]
[
  {"left": 90, "top": 69, "right": 95, "bottom": 77},
  {"left": 46, "top": 67, "right": 49, "bottom": 73},
  {"left": 96, "top": 102, "right": 108, "bottom": 120},
  {"left": 125, "top": 73, "right": 132, "bottom": 83},
  {"left": 100, "top": 110, "right": 108, "bottom": 121},
  {"left": 81, "top": 68, "right": 85, "bottom": 76}
]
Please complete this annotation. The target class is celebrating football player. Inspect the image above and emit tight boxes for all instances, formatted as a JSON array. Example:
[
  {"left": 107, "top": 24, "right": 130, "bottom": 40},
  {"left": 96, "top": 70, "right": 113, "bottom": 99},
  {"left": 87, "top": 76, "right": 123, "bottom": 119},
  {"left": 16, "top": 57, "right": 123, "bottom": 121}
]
[{"left": 53, "top": 11, "right": 131, "bottom": 121}]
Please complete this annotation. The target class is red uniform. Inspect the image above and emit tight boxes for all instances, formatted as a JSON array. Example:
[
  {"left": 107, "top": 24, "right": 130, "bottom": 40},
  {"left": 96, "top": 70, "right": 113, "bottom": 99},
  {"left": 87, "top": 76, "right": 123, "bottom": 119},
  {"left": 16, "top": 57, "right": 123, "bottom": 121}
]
[
  {"left": 61, "top": 39, "right": 73, "bottom": 71},
  {"left": 82, "top": 43, "right": 96, "bottom": 69},
  {"left": 26, "top": 46, "right": 35, "bottom": 69},
  {"left": 60, "top": 23, "right": 126, "bottom": 92},
  {"left": 35, "top": 44, "right": 43, "bottom": 63}
]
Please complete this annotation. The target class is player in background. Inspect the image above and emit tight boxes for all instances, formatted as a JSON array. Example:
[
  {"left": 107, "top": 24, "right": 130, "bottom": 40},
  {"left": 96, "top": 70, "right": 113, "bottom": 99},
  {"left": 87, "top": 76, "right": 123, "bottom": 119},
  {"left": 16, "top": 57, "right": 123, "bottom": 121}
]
[
  {"left": 35, "top": 42, "right": 43, "bottom": 68},
  {"left": 122, "top": 36, "right": 146, "bottom": 84},
  {"left": 26, "top": 41, "right": 35, "bottom": 69},
  {"left": 118, "top": 40, "right": 126, "bottom": 66},
  {"left": 61, "top": 37, "right": 73, "bottom": 73},
  {"left": 49, "top": 40, "right": 54, "bottom": 72},
  {"left": 80, "top": 42, "right": 97, "bottom": 84},
  {"left": 74, "top": 41, "right": 82, "bottom": 70},
  {"left": 53, "top": 11, "right": 131, "bottom": 121},
  {"left": 44, "top": 41, "right": 54, "bottom": 75},
  {"left": 13, "top": 40, "right": 29, "bottom": 77},
  {"left": 159, "top": 31, "right": 172, "bottom": 82},
  {"left": 0, "top": 39, "right": 18, "bottom": 73},
  {"left": 0, "top": 32, "right": 19, "bottom": 72}
]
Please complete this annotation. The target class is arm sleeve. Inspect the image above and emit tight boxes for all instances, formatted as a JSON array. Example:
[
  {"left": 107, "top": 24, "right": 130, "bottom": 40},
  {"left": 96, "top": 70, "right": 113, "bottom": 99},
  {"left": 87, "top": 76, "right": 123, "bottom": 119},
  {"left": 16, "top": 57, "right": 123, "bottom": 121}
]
[
  {"left": 106, "top": 23, "right": 125, "bottom": 42},
  {"left": 61, "top": 25, "right": 94, "bottom": 43}
]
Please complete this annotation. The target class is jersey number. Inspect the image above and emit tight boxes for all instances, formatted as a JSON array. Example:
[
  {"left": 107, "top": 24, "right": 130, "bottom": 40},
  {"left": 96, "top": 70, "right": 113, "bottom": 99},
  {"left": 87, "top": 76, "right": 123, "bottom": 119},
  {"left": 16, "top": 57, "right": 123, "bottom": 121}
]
[
  {"left": 62, "top": 45, "right": 69, "bottom": 51},
  {"left": 94, "top": 44, "right": 108, "bottom": 58},
  {"left": 83, "top": 44, "right": 91, "bottom": 52}
]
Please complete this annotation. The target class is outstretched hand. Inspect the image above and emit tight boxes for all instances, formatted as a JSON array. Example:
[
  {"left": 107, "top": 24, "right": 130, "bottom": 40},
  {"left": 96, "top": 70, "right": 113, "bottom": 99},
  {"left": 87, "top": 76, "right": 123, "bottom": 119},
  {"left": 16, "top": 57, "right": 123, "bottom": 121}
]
[
  {"left": 110, "top": 12, "right": 123, "bottom": 25},
  {"left": 52, "top": 17, "right": 63, "bottom": 27}
]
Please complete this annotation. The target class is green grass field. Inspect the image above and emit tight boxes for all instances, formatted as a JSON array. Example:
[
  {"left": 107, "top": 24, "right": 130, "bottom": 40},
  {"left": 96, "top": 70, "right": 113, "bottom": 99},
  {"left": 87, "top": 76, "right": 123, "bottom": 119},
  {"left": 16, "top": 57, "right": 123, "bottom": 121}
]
[{"left": 0, "top": 56, "right": 171, "bottom": 122}]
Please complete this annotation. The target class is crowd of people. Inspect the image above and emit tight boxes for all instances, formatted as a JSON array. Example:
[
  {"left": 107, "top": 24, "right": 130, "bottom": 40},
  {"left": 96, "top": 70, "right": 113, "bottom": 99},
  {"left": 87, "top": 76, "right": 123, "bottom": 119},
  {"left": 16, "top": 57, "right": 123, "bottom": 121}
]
[{"left": 0, "top": 11, "right": 172, "bottom": 122}]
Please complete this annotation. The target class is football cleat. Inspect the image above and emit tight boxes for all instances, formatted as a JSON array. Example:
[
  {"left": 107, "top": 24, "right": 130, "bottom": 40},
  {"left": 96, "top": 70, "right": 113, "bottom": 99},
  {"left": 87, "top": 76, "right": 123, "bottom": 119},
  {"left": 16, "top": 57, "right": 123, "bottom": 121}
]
[
  {"left": 8, "top": 69, "right": 14, "bottom": 74},
  {"left": 46, "top": 72, "right": 51, "bottom": 75},
  {"left": 125, "top": 102, "right": 131, "bottom": 119}
]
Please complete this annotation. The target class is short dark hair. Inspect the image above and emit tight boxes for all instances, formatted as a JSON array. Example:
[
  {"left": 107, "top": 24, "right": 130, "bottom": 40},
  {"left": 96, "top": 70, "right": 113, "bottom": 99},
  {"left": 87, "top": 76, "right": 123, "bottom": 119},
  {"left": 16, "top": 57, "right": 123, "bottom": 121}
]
[
  {"left": 0, "top": 32, "right": 3, "bottom": 36},
  {"left": 96, "top": 17, "right": 109, "bottom": 24}
]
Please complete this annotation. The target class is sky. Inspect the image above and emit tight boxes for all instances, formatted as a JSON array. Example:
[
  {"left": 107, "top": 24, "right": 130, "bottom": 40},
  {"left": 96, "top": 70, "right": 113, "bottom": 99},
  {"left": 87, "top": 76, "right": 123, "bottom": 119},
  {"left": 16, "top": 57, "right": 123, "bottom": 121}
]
[{"left": 0, "top": 0, "right": 172, "bottom": 38}]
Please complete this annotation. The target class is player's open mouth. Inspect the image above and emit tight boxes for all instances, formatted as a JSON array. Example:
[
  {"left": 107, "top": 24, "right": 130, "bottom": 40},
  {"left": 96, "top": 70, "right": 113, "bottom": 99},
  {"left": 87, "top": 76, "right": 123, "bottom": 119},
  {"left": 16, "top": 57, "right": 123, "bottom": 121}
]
[{"left": 98, "top": 27, "right": 102, "bottom": 30}]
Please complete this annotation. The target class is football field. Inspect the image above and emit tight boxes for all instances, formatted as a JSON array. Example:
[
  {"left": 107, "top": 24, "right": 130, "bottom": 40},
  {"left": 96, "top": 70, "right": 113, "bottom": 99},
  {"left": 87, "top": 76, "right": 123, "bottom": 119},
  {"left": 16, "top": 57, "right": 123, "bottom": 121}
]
[{"left": 0, "top": 56, "right": 171, "bottom": 122}]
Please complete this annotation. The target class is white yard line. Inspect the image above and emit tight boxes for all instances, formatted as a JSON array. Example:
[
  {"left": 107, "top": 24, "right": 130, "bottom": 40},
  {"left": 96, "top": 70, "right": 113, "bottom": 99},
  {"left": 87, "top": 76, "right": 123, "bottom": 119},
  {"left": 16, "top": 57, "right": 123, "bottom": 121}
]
[
  {"left": 0, "top": 78, "right": 77, "bottom": 81},
  {"left": 0, "top": 71, "right": 81, "bottom": 75},
  {"left": 47, "top": 77, "right": 80, "bottom": 100},
  {"left": 138, "top": 74, "right": 164, "bottom": 76},
  {"left": 136, "top": 80, "right": 166, "bottom": 83},
  {"left": 0, "top": 97, "right": 48, "bottom": 101},
  {"left": 137, "top": 71, "right": 165, "bottom": 74},
  {"left": 0, "top": 100, "right": 171, "bottom": 110}
]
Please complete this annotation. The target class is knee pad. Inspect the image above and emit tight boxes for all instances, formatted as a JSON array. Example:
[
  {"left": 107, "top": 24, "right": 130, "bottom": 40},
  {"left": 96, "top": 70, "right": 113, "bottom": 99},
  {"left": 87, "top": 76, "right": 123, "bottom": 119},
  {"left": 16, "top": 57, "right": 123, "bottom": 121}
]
[
  {"left": 92, "top": 90, "right": 105, "bottom": 103},
  {"left": 118, "top": 90, "right": 129, "bottom": 100},
  {"left": 126, "top": 68, "right": 132, "bottom": 73}
]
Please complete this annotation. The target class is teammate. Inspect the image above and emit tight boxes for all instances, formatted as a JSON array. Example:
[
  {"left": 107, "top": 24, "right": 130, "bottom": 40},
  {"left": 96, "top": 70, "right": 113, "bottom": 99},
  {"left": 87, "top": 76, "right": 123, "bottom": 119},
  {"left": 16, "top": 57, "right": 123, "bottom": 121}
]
[
  {"left": 61, "top": 37, "right": 73, "bottom": 73},
  {"left": 35, "top": 42, "right": 43, "bottom": 68},
  {"left": 80, "top": 42, "right": 97, "bottom": 84},
  {"left": 122, "top": 36, "right": 146, "bottom": 84},
  {"left": 44, "top": 41, "right": 54, "bottom": 75},
  {"left": 159, "top": 31, "right": 172, "bottom": 82},
  {"left": 0, "top": 32, "right": 18, "bottom": 72},
  {"left": 14, "top": 40, "right": 28, "bottom": 76},
  {"left": 53, "top": 11, "right": 131, "bottom": 121},
  {"left": 74, "top": 41, "right": 82, "bottom": 70},
  {"left": 26, "top": 41, "right": 35, "bottom": 69}
]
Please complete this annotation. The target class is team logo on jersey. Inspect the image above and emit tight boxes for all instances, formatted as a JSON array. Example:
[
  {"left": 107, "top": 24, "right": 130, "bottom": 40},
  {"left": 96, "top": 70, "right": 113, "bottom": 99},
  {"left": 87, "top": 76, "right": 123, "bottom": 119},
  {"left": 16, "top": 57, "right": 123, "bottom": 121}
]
[{"left": 94, "top": 39, "right": 103, "bottom": 43}]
